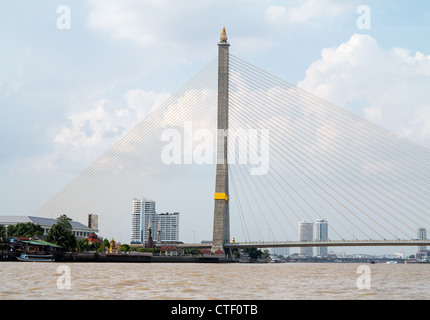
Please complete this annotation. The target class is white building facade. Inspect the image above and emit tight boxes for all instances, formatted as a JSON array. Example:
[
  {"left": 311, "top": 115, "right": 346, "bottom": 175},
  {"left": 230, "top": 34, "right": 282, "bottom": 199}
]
[
  {"left": 131, "top": 198, "right": 179, "bottom": 244},
  {"left": 131, "top": 198, "right": 156, "bottom": 244},
  {"left": 298, "top": 221, "right": 313, "bottom": 257},
  {"left": 0, "top": 216, "right": 95, "bottom": 239},
  {"left": 418, "top": 227, "right": 427, "bottom": 252},
  {"left": 315, "top": 219, "right": 328, "bottom": 257},
  {"left": 143, "top": 212, "right": 179, "bottom": 245}
]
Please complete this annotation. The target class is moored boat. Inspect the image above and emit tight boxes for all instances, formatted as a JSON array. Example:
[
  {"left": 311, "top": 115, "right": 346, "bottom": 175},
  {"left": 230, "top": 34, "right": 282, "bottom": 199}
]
[{"left": 17, "top": 254, "right": 55, "bottom": 262}]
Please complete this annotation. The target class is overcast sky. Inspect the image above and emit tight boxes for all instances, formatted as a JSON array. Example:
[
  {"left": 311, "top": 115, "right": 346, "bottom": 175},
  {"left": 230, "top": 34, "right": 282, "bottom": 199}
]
[{"left": 1, "top": 1, "right": 430, "bottom": 253}]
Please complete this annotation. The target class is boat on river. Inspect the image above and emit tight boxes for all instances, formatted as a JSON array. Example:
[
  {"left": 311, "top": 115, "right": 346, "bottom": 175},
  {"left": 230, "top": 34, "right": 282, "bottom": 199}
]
[{"left": 17, "top": 254, "right": 55, "bottom": 262}]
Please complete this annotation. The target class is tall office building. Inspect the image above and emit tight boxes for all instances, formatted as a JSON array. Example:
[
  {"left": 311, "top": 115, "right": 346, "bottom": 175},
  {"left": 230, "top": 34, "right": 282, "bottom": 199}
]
[
  {"left": 418, "top": 227, "right": 427, "bottom": 252},
  {"left": 315, "top": 219, "right": 328, "bottom": 257},
  {"left": 298, "top": 221, "right": 313, "bottom": 257}
]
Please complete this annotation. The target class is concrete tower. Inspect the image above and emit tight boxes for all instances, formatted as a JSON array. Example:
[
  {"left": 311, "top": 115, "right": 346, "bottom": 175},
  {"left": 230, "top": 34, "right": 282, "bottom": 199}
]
[{"left": 212, "top": 27, "right": 230, "bottom": 255}]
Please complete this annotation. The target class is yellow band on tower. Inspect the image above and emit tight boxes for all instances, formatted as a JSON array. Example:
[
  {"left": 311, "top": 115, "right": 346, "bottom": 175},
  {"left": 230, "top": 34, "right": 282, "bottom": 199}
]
[{"left": 214, "top": 193, "right": 229, "bottom": 201}]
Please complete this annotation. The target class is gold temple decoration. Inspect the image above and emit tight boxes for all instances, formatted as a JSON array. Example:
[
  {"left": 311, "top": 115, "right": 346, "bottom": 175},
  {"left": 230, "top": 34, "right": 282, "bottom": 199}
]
[{"left": 220, "top": 26, "right": 228, "bottom": 42}]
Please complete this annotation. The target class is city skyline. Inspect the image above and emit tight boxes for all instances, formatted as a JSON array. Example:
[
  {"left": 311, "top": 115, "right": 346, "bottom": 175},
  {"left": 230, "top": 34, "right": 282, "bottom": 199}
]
[{"left": 1, "top": 1, "right": 430, "bottom": 256}]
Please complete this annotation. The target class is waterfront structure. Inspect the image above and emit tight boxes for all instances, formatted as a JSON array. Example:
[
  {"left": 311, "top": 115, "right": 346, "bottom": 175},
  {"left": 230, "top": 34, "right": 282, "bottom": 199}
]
[
  {"left": 131, "top": 198, "right": 179, "bottom": 245},
  {"left": 0, "top": 216, "right": 95, "bottom": 239},
  {"left": 212, "top": 26, "right": 230, "bottom": 255},
  {"left": 418, "top": 227, "right": 427, "bottom": 252},
  {"left": 298, "top": 221, "right": 313, "bottom": 257},
  {"left": 315, "top": 219, "right": 328, "bottom": 257}
]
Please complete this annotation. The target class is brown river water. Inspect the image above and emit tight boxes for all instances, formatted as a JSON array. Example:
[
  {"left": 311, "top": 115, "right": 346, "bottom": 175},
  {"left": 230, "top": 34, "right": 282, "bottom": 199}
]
[{"left": 0, "top": 262, "right": 429, "bottom": 300}]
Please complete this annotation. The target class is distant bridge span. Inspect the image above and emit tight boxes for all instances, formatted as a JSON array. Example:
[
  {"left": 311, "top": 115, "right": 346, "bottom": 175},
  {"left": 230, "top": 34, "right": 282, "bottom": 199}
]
[{"left": 157, "top": 240, "right": 430, "bottom": 250}]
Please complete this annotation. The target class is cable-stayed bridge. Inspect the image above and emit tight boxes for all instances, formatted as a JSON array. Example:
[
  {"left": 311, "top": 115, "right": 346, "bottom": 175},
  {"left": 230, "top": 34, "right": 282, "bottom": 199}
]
[{"left": 34, "top": 28, "right": 430, "bottom": 255}]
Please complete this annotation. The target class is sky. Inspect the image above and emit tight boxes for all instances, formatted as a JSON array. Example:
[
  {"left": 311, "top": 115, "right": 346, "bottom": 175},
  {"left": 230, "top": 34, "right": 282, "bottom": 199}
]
[{"left": 1, "top": 0, "right": 430, "bottom": 255}]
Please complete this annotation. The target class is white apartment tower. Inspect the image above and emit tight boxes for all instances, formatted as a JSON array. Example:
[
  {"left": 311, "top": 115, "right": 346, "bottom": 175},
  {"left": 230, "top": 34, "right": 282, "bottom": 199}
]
[
  {"left": 131, "top": 198, "right": 179, "bottom": 244},
  {"left": 131, "top": 198, "right": 156, "bottom": 244},
  {"left": 143, "top": 212, "right": 179, "bottom": 245},
  {"left": 298, "top": 221, "right": 313, "bottom": 257},
  {"left": 418, "top": 227, "right": 427, "bottom": 252},
  {"left": 131, "top": 199, "right": 142, "bottom": 243},
  {"left": 315, "top": 219, "right": 328, "bottom": 257}
]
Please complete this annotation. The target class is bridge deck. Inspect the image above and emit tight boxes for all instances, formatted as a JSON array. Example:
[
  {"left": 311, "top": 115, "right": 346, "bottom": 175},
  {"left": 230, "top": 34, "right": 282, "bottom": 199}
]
[{"left": 157, "top": 240, "right": 430, "bottom": 249}]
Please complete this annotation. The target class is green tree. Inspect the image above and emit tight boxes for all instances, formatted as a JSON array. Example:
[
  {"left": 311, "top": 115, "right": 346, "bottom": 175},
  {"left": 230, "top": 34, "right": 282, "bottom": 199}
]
[
  {"left": 243, "top": 247, "right": 263, "bottom": 260},
  {"left": 120, "top": 244, "right": 130, "bottom": 252},
  {"left": 103, "top": 238, "right": 110, "bottom": 252},
  {"left": 47, "top": 224, "right": 70, "bottom": 249},
  {"left": 262, "top": 249, "right": 270, "bottom": 260},
  {"left": 57, "top": 215, "right": 73, "bottom": 231},
  {"left": 77, "top": 238, "right": 90, "bottom": 252},
  {"left": 92, "top": 241, "right": 102, "bottom": 252},
  {"left": 231, "top": 248, "right": 240, "bottom": 259},
  {"left": 0, "top": 224, "right": 6, "bottom": 238},
  {"left": 7, "top": 222, "right": 43, "bottom": 238},
  {"left": 47, "top": 215, "right": 76, "bottom": 250}
]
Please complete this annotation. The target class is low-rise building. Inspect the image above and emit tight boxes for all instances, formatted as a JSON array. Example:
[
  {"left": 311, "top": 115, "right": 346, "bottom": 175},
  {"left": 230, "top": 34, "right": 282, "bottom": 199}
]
[{"left": 0, "top": 216, "right": 95, "bottom": 239}]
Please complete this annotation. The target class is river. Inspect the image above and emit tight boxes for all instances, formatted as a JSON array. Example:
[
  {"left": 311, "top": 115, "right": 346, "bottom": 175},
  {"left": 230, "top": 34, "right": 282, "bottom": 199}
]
[{"left": 0, "top": 262, "right": 429, "bottom": 300}]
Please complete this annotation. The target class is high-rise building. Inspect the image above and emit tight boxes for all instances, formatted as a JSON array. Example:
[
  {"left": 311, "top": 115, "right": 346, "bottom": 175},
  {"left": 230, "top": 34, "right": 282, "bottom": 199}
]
[
  {"left": 298, "top": 221, "right": 313, "bottom": 257},
  {"left": 143, "top": 212, "right": 179, "bottom": 245},
  {"left": 131, "top": 198, "right": 156, "bottom": 244},
  {"left": 88, "top": 214, "right": 98, "bottom": 230},
  {"left": 418, "top": 227, "right": 427, "bottom": 252},
  {"left": 315, "top": 219, "right": 328, "bottom": 257},
  {"left": 131, "top": 199, "right": 142, "bottom": 243},
  {"left": 131, "top": 198, "right": 179, "bottom": 245}
]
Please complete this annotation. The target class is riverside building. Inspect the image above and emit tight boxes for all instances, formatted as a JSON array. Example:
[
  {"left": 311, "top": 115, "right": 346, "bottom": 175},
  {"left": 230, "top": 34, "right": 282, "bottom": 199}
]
[
  {"left": 298, "top": 221, "right": 313, "bottom": 257},
  {"left": 418, "top": 227, "right": 427, "bottom": 252},
  {"left": 0, "top": 215, "right": 95, "bottom": 239},
  {"left": 315, "top": 219, "right": 328, "bottom": 257},
  {"left": 131, "top": 198, "right": 179, "bottom": 245},
  {"left": 131, "top": 198, "right": 156, "bottom": 243}
]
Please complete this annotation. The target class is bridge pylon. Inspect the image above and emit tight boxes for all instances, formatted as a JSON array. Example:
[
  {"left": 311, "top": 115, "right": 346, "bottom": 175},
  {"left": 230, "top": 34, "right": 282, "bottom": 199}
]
[{"left": 211, "top": 27, "right": 231, "bottom": 256}]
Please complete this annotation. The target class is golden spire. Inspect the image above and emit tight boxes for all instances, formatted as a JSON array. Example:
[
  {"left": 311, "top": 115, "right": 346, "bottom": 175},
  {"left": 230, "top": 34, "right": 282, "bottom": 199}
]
[{"left": 220, "top": 26, "right": 228, "bottom": 42}]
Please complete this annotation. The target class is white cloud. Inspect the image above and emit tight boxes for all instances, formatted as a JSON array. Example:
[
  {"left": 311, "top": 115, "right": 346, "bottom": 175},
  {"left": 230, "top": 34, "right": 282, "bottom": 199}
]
[
  {"left": 53, "top": 89, "right": 171, "bottom": 164},
  {"left": 266, "top": 0, "right": 353, "bottom": 26},
  {"left": 125, "top": 89, "right": 171, "bottom": 121},
  {"left": 86, "top": 0, "right": 219, "bottom": 60},
  {"left": 86, "top": 0, "right": 355, "bottom": 60},
  {"left": 298, "top": 33, "right": 430, "bottom": 147},
  {"left": 87, "top": 0, "right": 161, "bottom": 46},
  {"left": 266, "top": 5, "right": 287, "bottom": 22}
]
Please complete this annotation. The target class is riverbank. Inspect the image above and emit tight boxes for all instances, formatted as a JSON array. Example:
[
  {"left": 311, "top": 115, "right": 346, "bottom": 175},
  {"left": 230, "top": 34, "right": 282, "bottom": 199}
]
[
  {"left": 2, "top": 252, "right": 429, "bottom": 264},
  {"left": 1, "top": 252, "right": 236, "bottom": 263}
]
